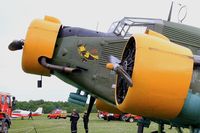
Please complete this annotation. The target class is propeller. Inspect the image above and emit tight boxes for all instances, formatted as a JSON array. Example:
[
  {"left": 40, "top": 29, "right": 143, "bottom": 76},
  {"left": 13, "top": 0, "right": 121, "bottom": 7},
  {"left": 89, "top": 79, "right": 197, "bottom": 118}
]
[
  {"left": 107, "top": 55, "right": 133, "bottom": 87},
  {"left": 107, "top": 39, "right": 135, "bottom": 103},
  {"left": 8, "top": 40, "right": 24, "bottom": 51}
]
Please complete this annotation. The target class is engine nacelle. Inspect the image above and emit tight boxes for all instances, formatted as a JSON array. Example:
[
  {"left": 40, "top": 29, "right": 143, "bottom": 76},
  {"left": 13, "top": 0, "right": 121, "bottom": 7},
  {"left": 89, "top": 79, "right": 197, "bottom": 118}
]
[
  {"left": 96, "top": 99, "right": 122, "bottom": 114},
  {"left": 116, "top": 32, "right": 194, "bottom": 119},
  {"left": 22, "top": 16, "right": 61, "bottom": 76}
]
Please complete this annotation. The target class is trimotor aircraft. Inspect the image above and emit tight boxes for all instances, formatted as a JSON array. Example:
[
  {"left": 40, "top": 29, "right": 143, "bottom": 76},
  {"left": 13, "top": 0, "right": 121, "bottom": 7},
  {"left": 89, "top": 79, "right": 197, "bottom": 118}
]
[
  {"left": 8, "top": 8, "right": 200, "bottom": 133},
  {"left": 11, "top": 107, "right": 43, "bottom": 119}
]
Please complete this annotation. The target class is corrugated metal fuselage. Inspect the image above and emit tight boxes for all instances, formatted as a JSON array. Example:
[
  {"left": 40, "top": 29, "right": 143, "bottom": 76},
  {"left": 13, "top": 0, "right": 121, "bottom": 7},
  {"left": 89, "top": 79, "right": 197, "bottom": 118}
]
[{"left": 52, "top": 21, "right": 200, "bottom": 127}]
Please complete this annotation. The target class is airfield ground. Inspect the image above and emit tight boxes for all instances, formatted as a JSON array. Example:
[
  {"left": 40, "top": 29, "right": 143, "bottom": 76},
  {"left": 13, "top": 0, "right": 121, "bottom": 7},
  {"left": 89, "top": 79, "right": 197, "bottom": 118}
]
[{"left": 9, "top": 113, "right": 189, "bottom": 133}]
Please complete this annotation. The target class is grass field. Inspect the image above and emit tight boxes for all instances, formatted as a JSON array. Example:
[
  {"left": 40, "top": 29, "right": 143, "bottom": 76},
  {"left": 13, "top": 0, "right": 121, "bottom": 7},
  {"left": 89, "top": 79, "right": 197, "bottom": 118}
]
[{"left": 9, "top": 113, "right": 189, "bottom": 133}]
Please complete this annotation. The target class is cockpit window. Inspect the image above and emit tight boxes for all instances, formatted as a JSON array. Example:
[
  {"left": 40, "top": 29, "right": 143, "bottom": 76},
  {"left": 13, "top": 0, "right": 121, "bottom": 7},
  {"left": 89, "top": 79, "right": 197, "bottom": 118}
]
[
  {"left": 108, "top": 21, "right": 119, "bottom": 33},
  {"left": 108, "top": 17, "right": 163, "bottom": 37}
]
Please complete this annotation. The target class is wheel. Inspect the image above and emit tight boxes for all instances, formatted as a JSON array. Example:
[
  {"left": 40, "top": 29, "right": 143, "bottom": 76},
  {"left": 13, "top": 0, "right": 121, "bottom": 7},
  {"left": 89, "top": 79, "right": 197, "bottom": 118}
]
[
  {"left": 129, "top": 117, "right": 134, "bottom": 123},
  {"left": 0, "top": 122, "right": 8, "bottom": 133}
]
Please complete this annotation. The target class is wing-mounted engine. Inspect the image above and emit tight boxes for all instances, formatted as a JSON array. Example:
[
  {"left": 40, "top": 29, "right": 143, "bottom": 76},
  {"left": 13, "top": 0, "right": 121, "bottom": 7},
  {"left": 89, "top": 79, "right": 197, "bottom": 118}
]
[
  {"left": 108, "top": 30, "right": 194, "bottom": 119},
  {"left": 9, "top": 16, "right": 80, "bottom": 76}
]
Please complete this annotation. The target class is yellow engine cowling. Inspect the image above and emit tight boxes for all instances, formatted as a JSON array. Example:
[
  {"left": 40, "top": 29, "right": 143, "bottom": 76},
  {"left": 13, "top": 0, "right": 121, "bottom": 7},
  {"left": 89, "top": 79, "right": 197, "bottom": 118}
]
[
  {"left": 96, "top": 99, "right": 122, "bottom": 114},
  {"left": 22, "top": 16, "right": 61, "bottom": 76},
  {"left": 116, "top": 32, "right": 194, "bottom": 119}
]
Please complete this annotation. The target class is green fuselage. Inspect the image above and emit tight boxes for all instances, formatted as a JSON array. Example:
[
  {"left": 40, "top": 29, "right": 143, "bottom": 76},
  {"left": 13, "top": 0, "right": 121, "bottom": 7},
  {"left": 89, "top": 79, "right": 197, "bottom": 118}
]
[{"left": 52, "top": 30, "right": 126, "bottom": 104}]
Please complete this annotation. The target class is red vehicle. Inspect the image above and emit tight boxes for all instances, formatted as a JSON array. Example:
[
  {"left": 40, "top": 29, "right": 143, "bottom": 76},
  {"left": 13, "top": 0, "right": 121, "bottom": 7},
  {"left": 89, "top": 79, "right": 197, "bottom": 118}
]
[
  {"left": 98, "top": 111, "right": 142, "bottom": 122},
  {"left": 47, "top": 109, "right": 67, "bottom": 119},
  {"left": 97, "top": 111, "right": 121, "bottom": 121},
  {"left": 0, "top": 92, "right": 15, "bottom": 133},
  {"left": 97, "top": 111, "right": 108, "bottom": 120},
  {"left": 122, "top": 114, "right": 142, "bottom": 122}
]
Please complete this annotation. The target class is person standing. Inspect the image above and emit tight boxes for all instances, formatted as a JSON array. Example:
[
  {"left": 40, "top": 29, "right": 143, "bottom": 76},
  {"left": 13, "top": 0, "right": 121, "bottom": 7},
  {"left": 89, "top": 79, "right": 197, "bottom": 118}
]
[
  {"left": 11, "top": 97, "right": 16, "bottom": 111},
  {"left": 82, "top": 111, "right": 89, "bottom": 133},
  {"left": 68, "top": 109, "right": 80, "bottom": 133},
  {"left": 28, "top": 110, "right": 33, "bottom": 120}
]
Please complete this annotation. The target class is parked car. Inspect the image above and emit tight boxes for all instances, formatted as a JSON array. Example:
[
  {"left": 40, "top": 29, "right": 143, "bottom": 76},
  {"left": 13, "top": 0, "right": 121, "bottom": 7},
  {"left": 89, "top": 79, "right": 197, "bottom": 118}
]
[
  {"left": 97, "top": 111, "right": 121, "bottom": 121},
  {"left": 47, "top": 109, "right": 67, "bottom": 119},
  {"left": 97, "top": 111, "right": 109, "bottom": 120},
  {"left": 122, "top": 113, "right": 142, "bottom": 122},
  {"left": 107, "top": 113, "right": 121, "bottom": 121}
]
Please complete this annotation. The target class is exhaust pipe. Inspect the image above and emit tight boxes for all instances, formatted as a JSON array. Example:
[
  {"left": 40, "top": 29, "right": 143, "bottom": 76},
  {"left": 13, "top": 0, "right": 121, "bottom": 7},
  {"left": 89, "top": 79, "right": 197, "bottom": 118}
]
[{"left": 40, "top": 57, "right": 80, "bottom": 73}]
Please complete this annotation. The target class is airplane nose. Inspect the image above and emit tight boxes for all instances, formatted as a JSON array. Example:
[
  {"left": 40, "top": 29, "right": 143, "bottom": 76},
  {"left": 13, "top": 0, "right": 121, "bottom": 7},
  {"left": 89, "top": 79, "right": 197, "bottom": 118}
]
[
  {"left": 8, "top": 40, "right": 24, "bottom": 51},
  {"left": 9, "top": 16, "right": 61, "bottom": 76}
]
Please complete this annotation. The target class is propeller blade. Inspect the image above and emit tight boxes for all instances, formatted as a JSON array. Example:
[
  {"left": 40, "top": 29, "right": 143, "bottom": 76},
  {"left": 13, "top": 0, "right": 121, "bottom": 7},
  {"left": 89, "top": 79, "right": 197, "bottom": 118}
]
[
  {"left": 107, "top": 55, "right": 133, "bottom": 87},
  {"left": 115, "top": 65, "right": 133, "bottom": 87},
  {"left": 8, "top": 40, "right": 24, "bottom": 51}
]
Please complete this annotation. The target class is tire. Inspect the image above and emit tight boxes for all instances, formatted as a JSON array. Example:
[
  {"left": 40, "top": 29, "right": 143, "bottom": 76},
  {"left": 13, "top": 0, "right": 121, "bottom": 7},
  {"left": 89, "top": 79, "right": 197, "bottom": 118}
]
[{"left": 129, "top": 117, "right": 134, "bottom": 123}]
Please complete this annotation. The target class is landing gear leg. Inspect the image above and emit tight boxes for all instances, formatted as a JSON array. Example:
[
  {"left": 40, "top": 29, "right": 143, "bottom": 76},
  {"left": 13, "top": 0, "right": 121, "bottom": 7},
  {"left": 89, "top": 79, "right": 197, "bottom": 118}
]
[
  {"left": 137, "top": 118, "right": 150, "bottom": 133},
  {"left": 176, "top": 127, "right": 183, "bottom": 133},
  {"left": 86, "top": 96, "right": 96, "bottom": 118},
  {"left": 137, "top": 123, "right": 144, "bottom": 133},
  {"left": 158, "top": 124, "right": 165, "bottom": 133},
  {"left": 151, "top": 123, "right": 165, "bottom": 133},
  {"left": 85, "top": 96, "right": 96, "bottom": 133}
]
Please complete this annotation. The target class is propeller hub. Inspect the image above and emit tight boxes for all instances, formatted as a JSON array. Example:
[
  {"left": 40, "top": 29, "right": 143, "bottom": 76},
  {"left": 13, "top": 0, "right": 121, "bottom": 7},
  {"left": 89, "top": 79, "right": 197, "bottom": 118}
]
[{"left": 8, "top": 40, "right": 24, "bottom": 51}]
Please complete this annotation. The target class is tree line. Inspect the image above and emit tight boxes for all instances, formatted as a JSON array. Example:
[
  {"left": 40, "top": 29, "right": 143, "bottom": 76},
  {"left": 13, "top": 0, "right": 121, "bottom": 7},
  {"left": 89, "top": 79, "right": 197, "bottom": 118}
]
[{"left": 14, "top": 99, "right": 97, "bottom": 114}]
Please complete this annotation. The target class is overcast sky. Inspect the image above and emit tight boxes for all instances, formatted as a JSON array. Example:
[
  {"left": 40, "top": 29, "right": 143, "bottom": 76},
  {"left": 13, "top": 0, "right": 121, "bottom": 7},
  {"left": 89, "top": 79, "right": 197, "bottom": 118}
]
[{"left": 0, "top": 0, "right": 199, "bottom": 101}]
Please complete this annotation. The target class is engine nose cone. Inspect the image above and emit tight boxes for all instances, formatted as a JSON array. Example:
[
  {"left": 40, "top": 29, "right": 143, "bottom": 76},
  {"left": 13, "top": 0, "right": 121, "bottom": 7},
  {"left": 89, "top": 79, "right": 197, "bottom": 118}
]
[{"left": 8, "top": 40, "right": 24, "bottom": 51}]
